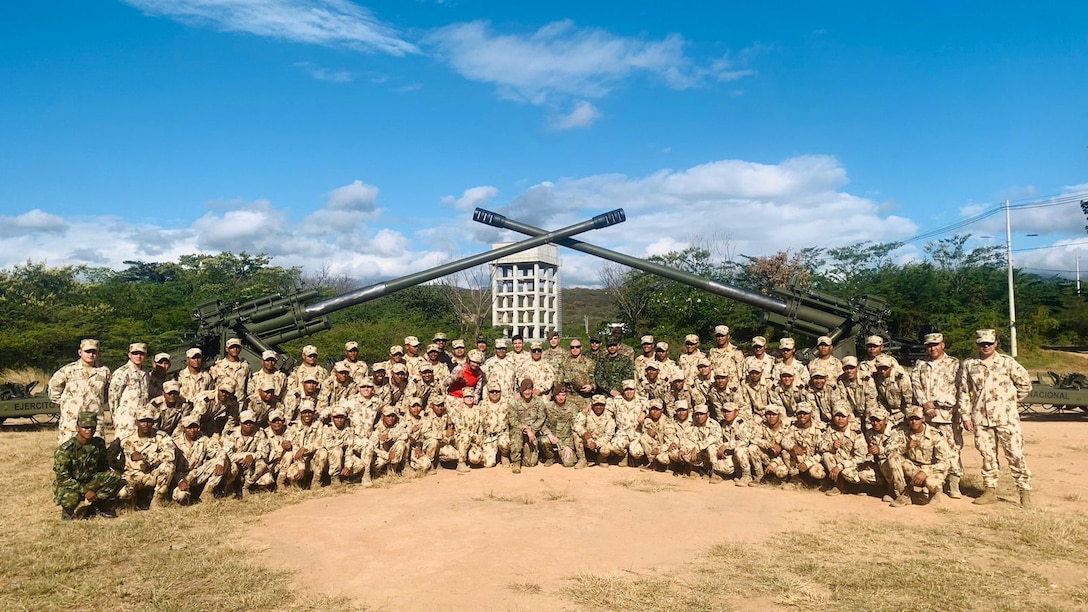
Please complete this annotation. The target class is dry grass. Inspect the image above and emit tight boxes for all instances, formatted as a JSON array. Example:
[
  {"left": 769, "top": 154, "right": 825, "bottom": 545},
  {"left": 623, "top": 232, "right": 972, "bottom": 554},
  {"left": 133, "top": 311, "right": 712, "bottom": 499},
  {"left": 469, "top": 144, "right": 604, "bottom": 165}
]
[
  {"left": 612, "top": 477, "right": 680, "bottom": 493},
  {"left": 0, "top": 429, "right": 366, "bottom": 611},
  {"left": 1018, "top": 348, "right": 1088, "bottom": 373},
  {"left": 0, "top": 367, "right": 51, "bottom": 392},
  {"left": 475, "top": 488, "right": 573, "bottom": 505},
  {"left": 507, "top": 581, "right": 543, "bottom": 595}
]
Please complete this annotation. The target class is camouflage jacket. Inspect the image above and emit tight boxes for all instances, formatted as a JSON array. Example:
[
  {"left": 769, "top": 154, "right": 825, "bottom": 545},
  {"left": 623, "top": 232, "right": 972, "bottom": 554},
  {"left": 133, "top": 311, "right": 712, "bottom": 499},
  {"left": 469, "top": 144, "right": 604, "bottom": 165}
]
[
  {"left": 608, "top": 396, "right": 647, "bottom": 438},
  {"left": 117, "top": 431, "right": 176, "bottom": 476},
  {"left": 54, "top": 436, "right": 111, "bottom": 493},
  {"left": 558, "top": 356, "right": 597, "bottom": 398},
  {"left": 543, "top": 400, "right": 578, "bottom": 446},
  {"left": 211, "top": 358, "right": 252, "bottom": 398},
  {"left": 835, "top": 376, "right": 878, "bottom": 421},
  {"left": 690, "top": 419, "right": 724, "bottom": 452},
  {"left": 573, "top": 409, "right": 615, "bottom": 441},
  {"left": 886, "top": 424, "right": 953, "bottom": 477},
  {"left": 222, "top": 429, "right": 269, "bottom": 464},
  {"left": 594, "top": 354, "right": 634, "bottom": 396},
  {"left": 515, "top": 359, "right": 557, "bottom": 395},
  {"left": 911, "top": 353, "right": 961, "bottom": 424},
  {"left": 817, "top": 426, "right": 866, "bottom": 469},
  {"left": 782, "top": 423, "right": 822, "bottom": 463},
  {"left": 178, "top": 368, "right": 214, "bottom": 402},
  {"left": 173, "top": 433, "right": 226, "bottom": 477},
  {"left": 957, "top": 353, "right": 1032, "bottom": 427},
  {"left": 507, "top": 395, "right": 548, "bottom": 437}
]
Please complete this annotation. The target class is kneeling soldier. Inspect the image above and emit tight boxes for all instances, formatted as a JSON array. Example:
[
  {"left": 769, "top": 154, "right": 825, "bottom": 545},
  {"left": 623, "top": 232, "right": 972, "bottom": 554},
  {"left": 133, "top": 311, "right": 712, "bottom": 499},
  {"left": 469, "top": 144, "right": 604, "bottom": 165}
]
[
  {"left": 117, "top": 408, "right": 177, "bottom": 509},
  {"left": 886, "top": 405, "right": 954, "bottom": 507},
  {"left": 172, "top": 414, "right": 228, "bottom": 504},
  {"left": 54, "top": 411, "right": 124, "bottom": 520}
]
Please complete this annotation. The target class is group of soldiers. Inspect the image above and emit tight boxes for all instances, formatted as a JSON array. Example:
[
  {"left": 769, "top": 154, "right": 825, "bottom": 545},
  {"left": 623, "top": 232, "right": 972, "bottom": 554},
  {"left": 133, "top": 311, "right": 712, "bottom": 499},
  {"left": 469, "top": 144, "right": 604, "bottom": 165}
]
[{"left": 51, "top": 325, "right": 1035, "bottom": 520}]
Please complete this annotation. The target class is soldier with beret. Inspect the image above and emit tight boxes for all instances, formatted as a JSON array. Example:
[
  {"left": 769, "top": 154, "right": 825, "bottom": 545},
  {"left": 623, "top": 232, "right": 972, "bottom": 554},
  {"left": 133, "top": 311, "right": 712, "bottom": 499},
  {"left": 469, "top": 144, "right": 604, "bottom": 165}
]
[{"left": 53, "top": 411, "right": 124, "bottom": 520}]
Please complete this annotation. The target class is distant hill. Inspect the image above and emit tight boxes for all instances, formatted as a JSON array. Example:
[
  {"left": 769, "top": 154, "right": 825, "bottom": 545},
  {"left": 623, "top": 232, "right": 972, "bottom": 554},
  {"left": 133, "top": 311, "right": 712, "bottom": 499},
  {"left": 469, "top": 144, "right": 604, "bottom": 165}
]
[{"left": 561, "top": 288, "right": 618, "bottom": 337}]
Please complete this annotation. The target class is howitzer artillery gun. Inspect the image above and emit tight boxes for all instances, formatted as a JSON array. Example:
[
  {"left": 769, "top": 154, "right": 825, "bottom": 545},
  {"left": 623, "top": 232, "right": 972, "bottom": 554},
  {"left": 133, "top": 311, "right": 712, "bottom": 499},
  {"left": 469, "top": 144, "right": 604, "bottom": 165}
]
[
  {"left": 1, "top": 209, "right": 626, "bottom": 424},
  {"left": 473, "top": 207, "right": 920, "bottom": 358}
]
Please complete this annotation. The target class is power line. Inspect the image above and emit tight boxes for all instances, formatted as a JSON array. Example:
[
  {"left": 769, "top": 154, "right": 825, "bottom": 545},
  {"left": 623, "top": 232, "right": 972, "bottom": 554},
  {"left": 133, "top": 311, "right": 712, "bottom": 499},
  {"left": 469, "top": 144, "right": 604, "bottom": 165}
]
[
  {"left": 900, "top": 192, "right": 1088, "bottom": 245},
  {"left": 1013, "top": 239, "right": 1088, "bottom": 253}
]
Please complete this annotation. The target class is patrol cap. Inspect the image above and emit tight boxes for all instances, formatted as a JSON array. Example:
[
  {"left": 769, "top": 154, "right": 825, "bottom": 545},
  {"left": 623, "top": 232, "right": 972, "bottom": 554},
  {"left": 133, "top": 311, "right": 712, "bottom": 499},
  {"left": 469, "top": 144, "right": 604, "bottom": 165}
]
[
  {"left": 381, "top": 405, "right": 398, "bottom": 416},
  {"left": 655, "top": 341, "right": 669, "bottom": 352},
  {"left": 330, "top": 405, "right": 348, "bottom": 417},
  {"left": 764, "top": 404, "right": 785, "bottom": 416},
  {"left": 684, "top": 333, "right": 699, "bottom": 344},
  {"left": 334, "top": 361, "right": 351, "bottom": 373},
  {"left": 467, "top": 349, "right": 485, "bottom": 363},
  {"left": 404, "top": 336, "right": 420, "bottom": 347},
  {"left": 186, "top": 347, "right": 203, "bottom": 358},
  {"left": 641, "top": 335, "right": 655, "bottom": 345},
  {"left": 779, "top": 338, "right": 795, "bottom": 350},
  {"left": 875, "top": 354, "right": 895, "bottom": 368},
  {"left": 389, "top": 345, "right": 404, "bottom": 355},
  {"left": 817, "top": 336, "right": 833, "bottom": 346},
  {"left": 389, "top": 363, "right": 406, "bottom": 375},
  {"left": 622, "top": 379, "right": 636, "bottom": 390},
  {"left": 794, "top": 402, "right": 813, "bottom": 414},
  {"left": 869, "top": 406, "right": 890, "bottom": 420},
  {"left": 181, "top": 414, "right": 201, "bottom": 428},
  {"left": 486, "top": 381, "right": 502, "bottom": 392},
  {"left": 451, "top": 339, "right": 466, "bottom": 349},
  {"left": 714, "top": 325, "right": 729, "bottom": 336},
  {"left": 267, "top": 409, "right": 286, "bottom": 422},
  {"left": 76, "top": 411, "right": 98, "bottom": 427},
  {"left": 371, "top": 362, "right": 387, "bottom": 372},
  {"left": 358, "top": 376, "right": 374, "bottom": 387},
  {"left": 865, "top": 335, "right": 884, "bottom": 347},
  {"left": 924, "top": 332, "right": 944, "bottom": 345},
  {"left": 778, "top": 365, "right": 796, "bottom": 377},
  {"left": 163, "top": 380, "right": 181, "bottom": 394},
  {"left": 426, "top": 343, "right": 441, "bottom": 353},
  {"left": 722, "top": 402, "right": 739, "bottom": 413},
  {"left": 433, "top": 332, "right": 449, "bottom": 341},
  {"left": 226, "top": 338, "right": 243, "bottom": 349},
  {"left": 696, "top": 357, "right": 712, "bottom": 368},
  {"left": 154, "top": 352, "right": 171, "bottom": 363},
  {"left": 976, "top": 329, "right": 997, "bottom": 344},
  {"left": 302, "top": 372, "right": 320, "bottom": 383},
  {"left": 345, "top": 341, "right": 359, "bottom": 351},
  {"left": 674, "top": 399, "right": 690, "bottom": 411},
  {"left": 832, "top": 406, "right": 851, "bottom": 417},
  {"left": 299, "top": 404, "right": 316, "bottom": 413},
  {"left": 408, "top": 396, "right": 423, "bottom": 407},
  {"left": 419, "top": 362, "right": 434, "bottom": 372},
  {"left": 129, "top": 342, "right": 148, "bottom": 354},
  {"left": 591, "top": 394, "right": 607, "bottom": 406},
  {"left": 302, "top": 344, "right": 318, "bottom": 356},
  {"left": 693, "top": 403, "right": 710, "bottom": 414},
  {"left": 750, "top": 336, "right": 766, "bottom": 348},
  {"left": 745, "top": 357, "right": 762, "bottom": 372},
  {"left": 906, "top": 405, "right": 925, "bottom": 419},
  {"left": 841, "top": 356, "right": 859, "bottom": 368},
  {"left": 217, "top": 378, "right": 237, "bottom": 394},
  {"left": 529, "top": 341, "right": 543, "bottom": 350},
  {"left": 239, "top": 410, "right": 257, "bottom": 423},
  {"left": 136, "top": 408, "right": 156, "bottom": 422},
  {"left": 262, "top": 350, "right": 278, "bottom": 361},
  {"left": 80, "top": 339, "right": 100, "bottom": 351},
  {"left": 260, "top": 380, "right": 276, "bottom": 392},
  {"left": 810, "top": 371, "right": 827, "bottom": 379},
  {"left": 714, "top": 369, "right": 731, "bottom": 379},
  {"left": 429, "top": 395, "right": 446, "bottom": 406},
  {"left": 494, "top": 338, "right": 508, "bottom": 349},
  {"left": 648, "top": 398, "right": 664, "bottom": 410},
  {"left": 645, "top": 362, "right": 660, "bottom": 371}
]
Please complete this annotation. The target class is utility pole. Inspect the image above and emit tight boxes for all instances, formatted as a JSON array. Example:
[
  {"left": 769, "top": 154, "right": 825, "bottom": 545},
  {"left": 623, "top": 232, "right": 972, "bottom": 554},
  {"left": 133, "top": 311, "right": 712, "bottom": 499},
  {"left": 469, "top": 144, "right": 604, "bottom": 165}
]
[
  {"left": 1005, "top": 199, "right": 1018, "bottom": 357},
  {"left": 1078, "top": 254, "right": 1082, "bottom": 296}
]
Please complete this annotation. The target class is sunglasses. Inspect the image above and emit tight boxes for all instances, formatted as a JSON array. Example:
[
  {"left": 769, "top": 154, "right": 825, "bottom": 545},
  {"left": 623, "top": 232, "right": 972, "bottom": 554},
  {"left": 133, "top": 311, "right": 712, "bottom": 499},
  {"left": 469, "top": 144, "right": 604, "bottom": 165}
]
[{"left": 979, "top": 342, "right": 995, "bottom": 347}]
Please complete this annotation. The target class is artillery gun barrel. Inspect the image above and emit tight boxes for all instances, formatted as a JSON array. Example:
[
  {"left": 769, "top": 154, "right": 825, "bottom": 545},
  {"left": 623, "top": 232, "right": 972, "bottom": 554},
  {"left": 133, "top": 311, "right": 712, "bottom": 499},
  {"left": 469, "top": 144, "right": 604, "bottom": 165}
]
[{"left": 472, "top": 208, "right": 850, "bottom": 339}]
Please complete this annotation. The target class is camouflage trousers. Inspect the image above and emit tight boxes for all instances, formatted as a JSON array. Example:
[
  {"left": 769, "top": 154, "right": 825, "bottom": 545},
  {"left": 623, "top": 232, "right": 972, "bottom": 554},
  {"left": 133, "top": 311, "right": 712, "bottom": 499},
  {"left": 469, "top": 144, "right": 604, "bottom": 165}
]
[
  {"left": 638, "top": 434, "right": 671, "bottom": 467},
  {"left": 112, "top": 407, "right": 137, "bottom": 443},
  {"left": 484, "top": 432, "right": 512, "bottom": 468},
  {"left": 750, "top": 446, "right": 788, "bottom": 479},
  {"left": 455, "top": 435, "right": 485, "bottom": 466},
  {"left": 57, "top": 406, "right": 105, "bottom": 444},
  {"left": 431, "top": 439, "right": 461, "bottom": 466},
  {"left": 172, "top": 460, "right": 226, "bottom": 503},
  {"left": 887, "top": 455, "right": 946, "bottom": 495},
  {"left": 54, "top": 470, "right": 124, "bottom": 512},
  {"left": 507, "top": 431, "right": 537, "bottom": 468},
  {"left": 610, "top": 433, "right": 645, "bottom": 460},
  {"left": 822, "top": 453, "right": 863, "bottom": 484},
  {"left": 407, "top": 443, "right": 433, "bottom": 472},
  {"left": 224, "top": 458, "right": 272, "bottom": 491},
  {"left": 283, "top": 452, "right": 317, "bottom": 485},
  {"left": 974, "top": 423, "right": 1032, "bottom": 491},
  {"left": 667, "top": 441, "right": 698, "bottom": 466},
  {"left": 785, "top": 454, "right": 827, "bottom": 481},
  {"left": 713, "top": 447, "right": 752, "bottom": 478},
  {"left": 368, "top": 441, "right": 407, "bottom": 472},
  {"left": 539, "top": 439, "right": 577, "bottom": 467},
  {"left": 119, "top": 464, "right": 174, "bottom": 501},
  {"left": 318, "top": 446, "right": 365, "bottom": 481},
  {"left": 933, "top": 422, "right": 964, "bottom": 477},
  {"left": 575, "top": 436, "right": 614, "bottom": 464}
]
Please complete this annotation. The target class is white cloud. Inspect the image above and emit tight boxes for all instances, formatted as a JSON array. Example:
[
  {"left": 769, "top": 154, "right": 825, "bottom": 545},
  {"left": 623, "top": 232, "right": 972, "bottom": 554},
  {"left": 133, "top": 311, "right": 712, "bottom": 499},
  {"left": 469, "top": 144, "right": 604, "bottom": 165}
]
[
  {"left": 440, "top": 185, "right": 498, "bottom": 212},
  {"left": 0, "top": 209, "right": 68, "bottom": 237},
  {"left": 552, "top": 100, "right": 602, "bottom": 130},
  {"left": 293, "top": 61, "right": 353, "bottom": 83},
  {"left": 425, "top": 19, "right": 752, "bottom": 105},
  {"left": 122, "top": 0, "right": 418, "bottom": 55},
  {"left": 958, "top": 184, "right": 1088, "bottom": 238}
]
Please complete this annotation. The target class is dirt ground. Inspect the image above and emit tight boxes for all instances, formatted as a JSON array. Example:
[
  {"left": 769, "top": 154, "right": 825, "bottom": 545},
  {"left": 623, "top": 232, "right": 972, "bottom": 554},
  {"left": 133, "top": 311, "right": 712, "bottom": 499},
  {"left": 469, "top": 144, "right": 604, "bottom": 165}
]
[{"left": 243, "top": 416, "right": 1088, "bottom": 611}]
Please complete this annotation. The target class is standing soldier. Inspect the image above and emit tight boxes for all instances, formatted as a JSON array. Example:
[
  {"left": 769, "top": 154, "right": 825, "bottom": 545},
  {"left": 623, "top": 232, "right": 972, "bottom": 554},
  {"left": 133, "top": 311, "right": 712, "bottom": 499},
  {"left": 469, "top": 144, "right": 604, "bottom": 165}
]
[
  {"left": 318, "top": 361, "right": 358, "bottom": 420},
  {"left": 958, "top": 329, "right": 1034, "bottom": 507},
  {"left": 210, "top": 338, "right": 251, "bottom": 400},
  {"left": 423, "top": 343, "right": 451, "bottom": 385},
  {"left": 508, "top": 335, "right": 531, "bottom": 370},
  {"left": 516, "top": 341, "right": 557, "bottom": 396},
  {"left": 407, "top": 362, "right": 444, "bottom": 409},
  {"left": 607, "top": 324, "right": 635, "bottom": 361},
  {"left": 108, "top": 342, "right": 150, "bottom": 442},
  {"left": 558, "top": 339, "right": 597, "bottom": 412},
  {"left": 873, "top": 354, "right": 911, "bottom": 426},
  {"left": 287, "top": 345, "right": 327, "bottom": 397},
  {"left": 709, "top": 325, "right": 746, "bottom": 384},
  {"left": 835, "top": 356, "right": 877, "bottom": 426},
  {"left": 178, "top": 348, "right": 214, "bottom": 401},
  {"left": 249, "top": 351, "right": 287, "bottom": 426},
  {"left": 595, "top": 337, "right": 635, "bottom": 398},
  {"left": 859, "top": 335, "right": 902, "bottom": 380},
  {"left": 911, "top": 332, "right": 964, "bottom": 498},
  {"left": 285, "top": 374, "right": 321, "bottom": 423},
  {"left": 115, "top": 408, "right": 177, "bottom": 509},
  {"left": 53, "top": 411, "right": 124, "bottom": 520},
  {"left": 634, "top": 335, "right": 656, "bottom": 386},
  {"left": 343, "top": 341, "right": 370, "bottom": 385},
  {"left": 704, "top": 369, "right": 739, "bottom": 424},
  {"left": 652, "top": 342, "right": 680, "bottom": 382},
  {"left": 483, "top": 338, "right": 518, "bottom": 398},
  {"left": 543, "top": 330, "right": 566, "bottom": 369},
  {"left": 148, "top": 353, "right": 174, "bottom": 400},
  {"left": 678, "top": 334, "right": 706, "bottom": 382},
  {"left": 49, "top": 339, "right": 110, "bottom": 443},
  {"left": 446, "top": 350, "right": 487, "bottom": 404},
  {"left": 808, "top": 336, "right": 842, "bottom": 380},
  {"left": 747, "top": 337, "right": 775, "bottom": 379},
  {"left": 171, "top": 414, "right": 227, "bottom": 504},
  {"left": 431, "top": 332, "right": 454, "bottom": 369},
  {"left": 588, "top": 335, "right": 606, "bottom": 361},
  {"left": 403, "top": 336, "right": 426, "bottom": 381}
]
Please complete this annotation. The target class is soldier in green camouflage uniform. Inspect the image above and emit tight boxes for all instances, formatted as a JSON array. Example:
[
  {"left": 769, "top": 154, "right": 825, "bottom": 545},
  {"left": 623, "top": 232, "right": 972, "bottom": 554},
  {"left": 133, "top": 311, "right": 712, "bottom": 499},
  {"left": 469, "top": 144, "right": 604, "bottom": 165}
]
[
  {"left": 116, "top": 408, "right": 177, "bottom": 509},
  {"left": 54, "top": 411, "right": 123, "bottom": 519},
  {"left": 50, "top": 339, "right": 111, "bottom": 443},
  {"left": 507, "top": 379, "right": 548, "bottom": 473},
  {"left": 594, "top": 338, "right": 635, "bottom": 397},
  {"left": 558, "top": 339, "right": 596, "bottom": 411},
  {"left": 540, "top": 386, "right": 577, "bottom": 467},
  {"left": 958, "top": 329, "right": 1034, "bottom": 507}
]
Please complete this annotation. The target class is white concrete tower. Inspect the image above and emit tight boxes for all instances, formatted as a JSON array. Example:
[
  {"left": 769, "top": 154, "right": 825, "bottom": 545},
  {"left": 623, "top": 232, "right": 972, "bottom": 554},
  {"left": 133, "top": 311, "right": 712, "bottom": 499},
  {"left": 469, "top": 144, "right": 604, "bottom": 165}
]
[{"left": 490, "top": 243, "right": 560, "bottom": 340}]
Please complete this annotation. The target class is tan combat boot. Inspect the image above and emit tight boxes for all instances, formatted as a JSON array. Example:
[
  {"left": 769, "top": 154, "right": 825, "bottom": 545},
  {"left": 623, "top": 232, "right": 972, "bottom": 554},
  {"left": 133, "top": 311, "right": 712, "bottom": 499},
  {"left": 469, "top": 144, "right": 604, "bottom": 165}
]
[
  {"left": 511, "top": 463, "right": 522, "bottom": 474},
  {"left": 1020, "top": 490, "right": 1034, "bottom": 509},
  {"left": 889, "top": 492, "right": 912, "bottom": 507},
  {"left": 456, "top": 461, "right": 470, "bottom": 473},
  {"left": 618, "top": 455, "right": 629, "bottom": 468},
  {"left": 973, "top": 487, "right": 998, "bottom": 505},
  {"left": 947, "top": 475, "right": 962, "bottom": 499}
]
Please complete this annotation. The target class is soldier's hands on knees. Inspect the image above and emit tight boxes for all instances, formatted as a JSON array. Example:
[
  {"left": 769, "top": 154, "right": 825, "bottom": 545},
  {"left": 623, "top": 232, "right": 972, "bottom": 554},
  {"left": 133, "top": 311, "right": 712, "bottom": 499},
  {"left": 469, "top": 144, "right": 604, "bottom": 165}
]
[
  {"left": 792, "top": 444, "right": 804, "bottom": 456},
  {"left": 282, "top": 440, "right": 293, "bottom": 451},
  {"left": 131, "top": 451, "right": 144, "bottom": 462},
  {"left": 911, "top": 471, "right": 927, "bottom": 487},
  {"left": 549, "top": 434, "right": 559, "bottom": 445},
  {"left": 771, "top": 443, "right": 782, "bottom": 455},
  {"left": 830, "top": 467, "right": 841, "bottom": 481},
  {"left": 215, "top": 463, "right": 225, "bottom": 476},
  {"left": 242, "top": 455, "right": 255, "bottom": 469},
  {"left": 85, "top": 490, "right": 98, "bottom": 503},
  {"left": 178, "top": 479, "right": 190, "bottom": 492}
]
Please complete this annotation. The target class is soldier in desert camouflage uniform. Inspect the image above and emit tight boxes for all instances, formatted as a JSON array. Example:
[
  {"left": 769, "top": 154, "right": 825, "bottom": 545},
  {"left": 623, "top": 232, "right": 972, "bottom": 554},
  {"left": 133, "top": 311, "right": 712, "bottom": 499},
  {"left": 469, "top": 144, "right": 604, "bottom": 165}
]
[
  {"left": 573, "top": 395, "right": 616, "bottom": 468},
  {"left": 689, "top": 358, "right": 716, "bottom": 409},
  {"left": 116, "top": 408, "right": 176, "bottom": 509},
  {"left": 688, "top": 404, "right": 726, "bottom": 482},
  {"left": 426, "top": 396, "right": 460, "bottom": 469},
  {"left": 608, "top": 380, "right": 647, "bottom": 467},
  {"left": 50, "top": 339, "right": 111, "bottom": 443},
  {"left": 709, "top": 325, "right": 746, "bottom": 384},
  {"left": 677, "top": 334, "right": 706, "bottom": 382},
  {"left": 517, "top": 341, "right": 556, "bottom": 396},
  {"left": 347, "top": 378, "right": 382, "bottom": 440},
  {"left": 178, "top": 348, "right": 214, "bottom": 402},
  {"left": 704, "top": 369, "right": 739, "bottom": 423},
  {"left": 318, "top": 361, "right": 357, "bottom": 420},
  {"left": 222, "top": 409, "right": 273, "bottom": 496},
  {"left": 284, "top": 374, "right": 321, "bottom": 423},
  {"left": 407, "top": 362, "right": 444, "bottom": 410},
  {"left": 480, "top": 381, "right": 512, "bottom": 468},
  {"left": 634, "top": 335, "right": 656, "bottom": 386},
  {"left": 483, "top": 338, "right": 518, "bottom": 398},
  {"left": 192, "top": 378, "right": 242, "bottom": 437},
  {"left": 363, "top": 406, "right": 408, "bottom": 486},
  {"left": 210, "top": 338, "right": 251, "bottom": 400},
  {"left": 317, "top": 405, "right": 363, "bottom": 486},
  {"left": 886, "top": 405, "right": 954, "bottom": 507},
  {"left": 750, "top": 404, "right": 789, "bottom": 483},
  {"left": 782, "top": 403, "right": 826, "bottom": 483},
  {"left": 342, "top": 341, "right": 369, "bottom": 385},
  {"left": 149, "top": 380, "right": 191, "bottom": 436},
  {"left": 772, "top": 338, "right": 810, "bottom": 387},
  {"left": 637, "top": 399, "right": 675, "bottom": 471},
  {"left": 736, "top": 358, "right": 771, "bottom": 421},
  {"left": 717, "top": 402, "right": 755, "bottom": 486},
  {"left": 667, "top": 401, "right": 697, "bottom": 475},
  {"left": 747, "top": 336, "right": 775, "bottom": 379},
  {"left": 148, "top": 353, "right": 173, "bottom": 400},
  {"left": 452, "top": 393, "right": 485, "bottom": 472},
  {"left": 262, "top": 410, "right": 291, "bottom": 487},
  {"left": 911, "top": 332, "right": 964, "bottom": 498},
  {"left": 249, "top": 350, "right": 287, "bottom": 425},
  {"left": 53, "top": 411, "right": 123, "bottom": 520},
  {"left": 404, "top": 397, "right": 436, "bottom": 474},
  {"left": 282, "top": 405, "right": 324, "bottom": 488},
  {"left": 958, "top": 329, "right": 1035, "bottom": 507},
  {"left": 768, "top": 365, "right": 806, "bottom": 419},
  {"left": 171, "top": 414, "right": 227, "bottom": 504},
  {"left": 801, "top": 371, "right": 837, "bottom": 427},
  {"left": 818, "top": 406, "right": 869, "bottom": 495},
  {"left": 873, "top": 354, "right": 911, "bottom": 427},
  {"left": 860, "top": 406, "right": 898, "bottom": 501},
  {"left": 287, "top": 345, "right": 327, "bottom": 397},
  {"left": 637, "top": 362, "right": 670, "bottom": 407},
  {"left": 807, "top": 336, "right": 842, "bottom": 380},
  {"left": 108, "top": 342, "right": 150, "bottom": 442},
  {"left": 835, "top": 356, "right": 878, "bottom": 426}
]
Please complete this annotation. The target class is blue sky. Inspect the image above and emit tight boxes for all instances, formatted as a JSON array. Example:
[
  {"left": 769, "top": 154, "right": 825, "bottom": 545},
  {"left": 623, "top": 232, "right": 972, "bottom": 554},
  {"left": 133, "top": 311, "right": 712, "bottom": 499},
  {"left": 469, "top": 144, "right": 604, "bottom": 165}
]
[{"left": 2, "top": 1, "right": 1087, "bottom": 285}]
